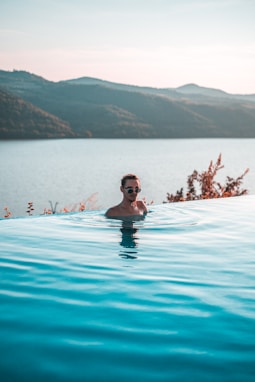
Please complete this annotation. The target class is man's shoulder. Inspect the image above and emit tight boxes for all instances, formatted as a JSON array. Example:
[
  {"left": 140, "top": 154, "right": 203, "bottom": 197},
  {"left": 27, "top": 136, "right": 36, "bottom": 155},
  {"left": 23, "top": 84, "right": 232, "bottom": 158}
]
[{"left": 105, "top": 205, "right": 122, "bottom": 217}]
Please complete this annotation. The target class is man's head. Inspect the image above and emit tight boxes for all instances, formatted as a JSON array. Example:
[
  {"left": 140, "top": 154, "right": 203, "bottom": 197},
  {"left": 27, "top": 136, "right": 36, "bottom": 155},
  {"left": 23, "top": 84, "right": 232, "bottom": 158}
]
[
  {"left": 121, "top": 174, "right": 140, "bottom": 187},
  {"left": 120, "top": 174, "right": 141, "bottom": 201}
]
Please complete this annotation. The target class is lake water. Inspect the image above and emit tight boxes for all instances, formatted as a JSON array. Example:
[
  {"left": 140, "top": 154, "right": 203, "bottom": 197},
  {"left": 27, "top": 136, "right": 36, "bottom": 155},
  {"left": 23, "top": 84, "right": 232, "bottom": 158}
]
[
  {"left": 1, "top": 195, "right": 255, "bottom": 381},
  {"left": 0, "top": 139, "right": 254, "bottom": 217}
]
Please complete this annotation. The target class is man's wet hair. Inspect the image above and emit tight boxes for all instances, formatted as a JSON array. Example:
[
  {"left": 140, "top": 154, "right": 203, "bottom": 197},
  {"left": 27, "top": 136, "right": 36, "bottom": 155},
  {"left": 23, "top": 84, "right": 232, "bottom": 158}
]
[{"left": 121, "top": 174, "right": 140, "bottom": 187}]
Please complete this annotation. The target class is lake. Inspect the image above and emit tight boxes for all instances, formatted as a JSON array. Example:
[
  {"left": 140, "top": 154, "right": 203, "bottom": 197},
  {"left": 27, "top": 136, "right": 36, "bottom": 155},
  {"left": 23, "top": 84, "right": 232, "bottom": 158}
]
[{"left": 0, "top": 139, "right": 254, "bottom": 217}]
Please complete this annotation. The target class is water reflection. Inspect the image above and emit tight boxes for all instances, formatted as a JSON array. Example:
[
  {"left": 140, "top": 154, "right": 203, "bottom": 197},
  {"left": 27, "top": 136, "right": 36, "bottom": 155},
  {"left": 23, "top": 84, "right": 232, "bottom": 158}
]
[
  {"left": 118, "top": 214, "right": 147, "bottom": 259},
  {"left": 119, "top": 221, "right": 139, "bottom": 259}
]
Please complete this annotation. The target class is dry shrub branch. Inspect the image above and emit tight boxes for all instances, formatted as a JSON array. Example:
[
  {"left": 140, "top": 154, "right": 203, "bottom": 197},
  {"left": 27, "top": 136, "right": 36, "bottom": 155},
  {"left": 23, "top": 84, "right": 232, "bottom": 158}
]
[{"left": 165, "top": 154, "right": 249, "bottom": 203}]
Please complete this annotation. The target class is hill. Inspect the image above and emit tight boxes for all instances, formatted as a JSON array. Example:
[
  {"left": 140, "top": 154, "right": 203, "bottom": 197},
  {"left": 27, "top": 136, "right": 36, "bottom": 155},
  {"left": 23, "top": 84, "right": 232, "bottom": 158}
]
[
  {"left": 0, "top": 88, "right": 75, "bottom": 139},
  {"left": 1, "top": 70, "right": 255, "bottom": 139}
]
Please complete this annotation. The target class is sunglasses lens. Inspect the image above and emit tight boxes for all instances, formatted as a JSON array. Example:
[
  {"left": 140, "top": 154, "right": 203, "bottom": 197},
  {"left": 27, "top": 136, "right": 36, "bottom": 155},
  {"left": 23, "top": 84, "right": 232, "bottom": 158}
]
[{"left": 126, "top": 188, "right": 141, "bottom": 194}]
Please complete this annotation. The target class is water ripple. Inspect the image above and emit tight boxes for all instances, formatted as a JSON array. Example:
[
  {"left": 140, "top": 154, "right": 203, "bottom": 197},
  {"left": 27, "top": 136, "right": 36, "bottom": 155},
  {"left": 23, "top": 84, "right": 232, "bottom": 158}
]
[{"left": 1, "top": 196, "right": 255, "bottom": 381}]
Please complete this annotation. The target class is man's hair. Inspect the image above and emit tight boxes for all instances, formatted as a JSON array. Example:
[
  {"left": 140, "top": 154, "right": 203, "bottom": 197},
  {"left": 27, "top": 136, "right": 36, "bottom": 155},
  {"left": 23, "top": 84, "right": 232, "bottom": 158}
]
[{"left": 121, "top": 174, "right": 140, "bottom": 187}]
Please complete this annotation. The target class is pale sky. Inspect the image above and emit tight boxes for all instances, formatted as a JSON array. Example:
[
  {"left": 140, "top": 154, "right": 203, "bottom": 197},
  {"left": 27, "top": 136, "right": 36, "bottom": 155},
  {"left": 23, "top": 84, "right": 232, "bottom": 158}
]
[{"left": 0, "top": 0, "right": 255, "bottom": 94}]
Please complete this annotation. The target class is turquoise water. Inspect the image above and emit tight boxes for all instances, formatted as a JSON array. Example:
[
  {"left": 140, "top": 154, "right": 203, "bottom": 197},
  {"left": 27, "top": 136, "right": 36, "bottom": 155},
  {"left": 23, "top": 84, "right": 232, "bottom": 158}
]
[{"left": 1, "top": 196, "right": 255, "bottom": 381}]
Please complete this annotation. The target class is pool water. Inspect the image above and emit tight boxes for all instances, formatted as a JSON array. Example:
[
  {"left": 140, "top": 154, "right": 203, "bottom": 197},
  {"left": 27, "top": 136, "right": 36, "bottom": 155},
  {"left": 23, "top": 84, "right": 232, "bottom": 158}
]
[{"left": 1, "top": 196, "right": 255, "bottom": 381}]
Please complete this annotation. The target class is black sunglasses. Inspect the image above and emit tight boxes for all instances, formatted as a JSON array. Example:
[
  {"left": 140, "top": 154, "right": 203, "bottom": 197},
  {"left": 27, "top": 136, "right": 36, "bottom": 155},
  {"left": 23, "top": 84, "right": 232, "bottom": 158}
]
[{"left": 125, "top": 187, "right": 141, "bottom": 194}]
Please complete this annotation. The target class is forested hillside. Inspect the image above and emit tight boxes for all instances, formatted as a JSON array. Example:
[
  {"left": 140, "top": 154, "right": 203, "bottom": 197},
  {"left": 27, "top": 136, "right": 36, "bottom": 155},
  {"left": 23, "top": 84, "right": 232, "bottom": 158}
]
[
  {"left": 1, "top": 70, "right": 255, "bottom": 139},
  {"left": 0, "top": 88, "right": 74, "bottom": 139}
]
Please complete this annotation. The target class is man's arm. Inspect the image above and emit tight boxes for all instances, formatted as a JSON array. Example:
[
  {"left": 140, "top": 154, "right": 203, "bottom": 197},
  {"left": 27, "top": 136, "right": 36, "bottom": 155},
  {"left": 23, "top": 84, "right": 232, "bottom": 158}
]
[{"left": 138, "top": 200, "right": 148, "bottom": 214}]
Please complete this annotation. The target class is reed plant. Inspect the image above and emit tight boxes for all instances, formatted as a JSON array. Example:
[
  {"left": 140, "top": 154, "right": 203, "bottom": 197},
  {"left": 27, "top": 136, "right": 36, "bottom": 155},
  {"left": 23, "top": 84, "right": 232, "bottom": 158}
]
[
  {"left": 3, "top": 206, "right": 12, "bottom": 218},
  {"left": 26, "top": 202, "right": 34, "bottom": 216},
  {"left": 2, "top": 193, "right": 99, "bottom": 218}
]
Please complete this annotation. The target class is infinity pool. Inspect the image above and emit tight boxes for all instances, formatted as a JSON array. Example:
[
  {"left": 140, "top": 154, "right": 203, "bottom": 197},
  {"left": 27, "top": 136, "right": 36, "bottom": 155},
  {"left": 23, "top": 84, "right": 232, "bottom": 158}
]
[{"left": 1, "top": 196, "right": 255, "bottom": 381}]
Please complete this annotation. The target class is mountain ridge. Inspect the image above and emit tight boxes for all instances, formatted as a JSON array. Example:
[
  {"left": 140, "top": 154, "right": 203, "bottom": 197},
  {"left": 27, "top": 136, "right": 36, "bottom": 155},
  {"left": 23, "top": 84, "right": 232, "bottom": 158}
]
[
  {"left": 61, "top": 75, "right": 255, "bottom": 100},
  {"left": 1, "top": 69, "right": 255, "bottom": 139}
]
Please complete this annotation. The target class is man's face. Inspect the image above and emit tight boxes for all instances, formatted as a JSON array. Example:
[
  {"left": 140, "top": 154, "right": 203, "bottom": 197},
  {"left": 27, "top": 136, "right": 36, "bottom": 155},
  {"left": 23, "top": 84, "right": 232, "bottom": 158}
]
[{"left": 121, "top": 179, "right": 141, "bottom": 201}]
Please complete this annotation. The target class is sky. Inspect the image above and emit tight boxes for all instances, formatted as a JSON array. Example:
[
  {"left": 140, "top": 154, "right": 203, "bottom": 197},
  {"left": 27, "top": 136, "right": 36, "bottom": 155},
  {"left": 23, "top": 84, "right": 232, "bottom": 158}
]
[{"left": 0, "top": 0, "right": 255, "bottom": 94}]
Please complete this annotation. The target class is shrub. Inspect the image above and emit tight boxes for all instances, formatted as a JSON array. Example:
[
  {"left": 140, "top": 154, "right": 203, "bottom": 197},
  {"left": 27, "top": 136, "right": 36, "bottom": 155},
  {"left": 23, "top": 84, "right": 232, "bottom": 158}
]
[{"left": 165, "top": 154, "right": 249, "bottom": 203}]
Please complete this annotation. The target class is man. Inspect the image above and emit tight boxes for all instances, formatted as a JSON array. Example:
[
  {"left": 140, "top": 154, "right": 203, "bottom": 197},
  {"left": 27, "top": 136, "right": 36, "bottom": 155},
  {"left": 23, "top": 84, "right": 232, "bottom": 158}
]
[{"left": 105, "top": 174, "right": 148, "bottom": 218}]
